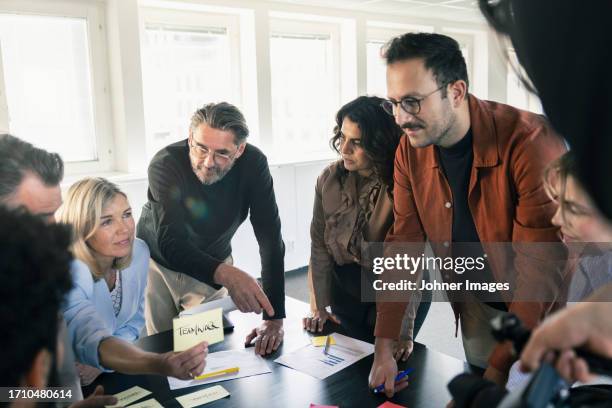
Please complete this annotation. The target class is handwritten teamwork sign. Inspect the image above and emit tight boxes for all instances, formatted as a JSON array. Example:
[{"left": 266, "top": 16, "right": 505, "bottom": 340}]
[{"left": 173, "top": 307, "right": 224, "bottom": 351}]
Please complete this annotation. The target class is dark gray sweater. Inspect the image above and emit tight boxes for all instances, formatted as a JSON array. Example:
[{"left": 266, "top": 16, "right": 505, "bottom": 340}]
[{"left": 137, "top": 139, "right": 285, "bottom": 319}]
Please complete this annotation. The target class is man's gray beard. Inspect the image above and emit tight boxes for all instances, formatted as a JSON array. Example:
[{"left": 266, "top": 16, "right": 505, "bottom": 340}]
[{"left": 192, "top": 159, "right": 236, "bottom": 185}]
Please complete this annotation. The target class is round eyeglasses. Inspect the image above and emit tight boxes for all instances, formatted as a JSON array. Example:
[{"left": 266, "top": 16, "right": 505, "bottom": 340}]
[{"left": 381, "top": 85, "right": 447, "bottom": 116}]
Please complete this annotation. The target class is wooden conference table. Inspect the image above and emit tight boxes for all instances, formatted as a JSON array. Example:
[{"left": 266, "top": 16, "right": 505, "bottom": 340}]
[{"left": 87, "top": 298, "right": 466, "bottom": 407}]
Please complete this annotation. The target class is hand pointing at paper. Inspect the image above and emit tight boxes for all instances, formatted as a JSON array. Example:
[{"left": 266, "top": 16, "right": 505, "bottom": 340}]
[
  {"left": 213, "top": 263, "right": 285, "bottom": 356},
  {"left": 214, "top": 263, "right": 275, "bottom": 315}
]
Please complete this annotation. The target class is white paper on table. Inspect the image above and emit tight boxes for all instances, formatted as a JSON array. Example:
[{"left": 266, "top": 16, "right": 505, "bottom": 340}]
[
  {"left": 274, "top": 332, "right": 374, "bottom": 380},
  {"left": 179, "top": 296, "right": 237, "bottom": 317},
  {"left": 168, "top": 349, "right": 272, "bottom": 390}
]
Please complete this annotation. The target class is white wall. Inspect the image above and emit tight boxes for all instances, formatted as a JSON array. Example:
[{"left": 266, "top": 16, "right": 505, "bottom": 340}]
[{"left": 230, "top": 160, "right": 331, "bottom": 275}]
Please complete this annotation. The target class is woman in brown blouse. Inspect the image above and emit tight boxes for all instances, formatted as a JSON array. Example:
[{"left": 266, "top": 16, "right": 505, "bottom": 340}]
[{"left": 303, "top": 96, "right": 430, "bottom": 360}]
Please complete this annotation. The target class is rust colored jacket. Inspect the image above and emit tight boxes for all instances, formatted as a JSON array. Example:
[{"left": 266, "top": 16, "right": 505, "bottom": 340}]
[{"left": 375, "top": 95, "right": 568, "bottom": 372}]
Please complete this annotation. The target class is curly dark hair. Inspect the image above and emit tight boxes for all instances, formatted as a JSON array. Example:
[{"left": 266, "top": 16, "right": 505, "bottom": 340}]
[
  {"left": 382, "top": 32, "right": 469, "bottom": 97},
  {"left": 0, "top": 206, "right": 73, "bottom": 387},
  {"left": 330, "top": 96, "right": 402, "bottom": 187}
]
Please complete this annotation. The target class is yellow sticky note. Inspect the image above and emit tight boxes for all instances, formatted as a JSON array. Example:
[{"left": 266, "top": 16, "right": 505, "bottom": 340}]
[
  {"left": 175, "top": 385, "right": 230, "bottom": 408},
  {"left": 106, "top": 386, "right": 152, "bottom": 408},
  {"left": 311, "top": 336, "right": 336, "bottom": 347},
  {"left": 126, "top": 398, "right": 163, "bottom": 408},
  {"left": 173, "top": 307, "right": 224, "bottom": 351}
]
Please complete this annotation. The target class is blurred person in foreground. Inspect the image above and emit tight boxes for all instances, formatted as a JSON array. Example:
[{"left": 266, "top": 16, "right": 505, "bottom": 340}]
[
  {"left": 478, "top": 0, "right": 612, "bottom": 219},
  {"left": 479, "top": 0, "right": 612, "bottom": 387},
  {"left": 0, "top": 206, "right": 118, "bottom": 408},
  {"left": 0, "top": 134, "right": 207, "bottom": 392}
]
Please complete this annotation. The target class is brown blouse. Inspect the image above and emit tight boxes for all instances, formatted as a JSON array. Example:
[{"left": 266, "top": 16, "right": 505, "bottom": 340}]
[{"left": 308, "top": 160, "right": 419, "bottom": 339}]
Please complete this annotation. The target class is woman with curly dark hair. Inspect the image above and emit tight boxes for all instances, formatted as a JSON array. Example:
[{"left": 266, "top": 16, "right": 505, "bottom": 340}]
[{"left": 303, "top": 96, "right": 430, "bottom": 360}]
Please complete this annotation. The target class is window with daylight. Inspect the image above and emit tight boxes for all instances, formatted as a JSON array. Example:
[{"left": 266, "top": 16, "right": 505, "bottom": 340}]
[
  {"left": 506, "top": 49, "right": 543, "bottom": 114},
  {"left": 141, "top": 10, "right": 241, "bottom": 159},
  {"left": 366, "top": 39, "right": 387, "bottom": 97},
  {"left": 0, "top": 13, "right": 98, "bottom": 163},
  {"left": 269, "top": 19, "right": 340, "bottom": 159},
  {"left": 366, "top": 25, "right": 434, "bottom": 98}
]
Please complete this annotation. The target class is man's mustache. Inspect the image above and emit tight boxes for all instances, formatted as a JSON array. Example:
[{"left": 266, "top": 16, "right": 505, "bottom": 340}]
[
  {"left": 197, "top": 164, "right": 220, "bottom": 173},
  {"left": 401, "top": 122, "right": 425, "bottom": 130}
]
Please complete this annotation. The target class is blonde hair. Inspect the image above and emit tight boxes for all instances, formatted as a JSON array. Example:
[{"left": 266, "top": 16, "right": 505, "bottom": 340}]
[
  {"left": 543, "top": 152, "right": 576, "bottom": 225},
  {"left": 57, "top": 178, "right": 132, "bottom": 280}
]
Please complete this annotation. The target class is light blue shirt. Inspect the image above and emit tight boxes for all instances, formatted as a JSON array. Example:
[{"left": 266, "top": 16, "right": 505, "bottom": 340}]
[
  {"left": 568, "top": 250, "right": 612, "bottom": 302},
  {"left": 62, "top": 238, "right": 149, "bottom": 370}
]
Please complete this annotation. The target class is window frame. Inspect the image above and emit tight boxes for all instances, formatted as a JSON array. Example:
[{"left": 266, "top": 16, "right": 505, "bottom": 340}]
[
  {"left": 0, "top": 0, "right": 113, "bottom": 175},
  {"left": 365, "top": 24, "right": 435, "bottom": 97},
  {"left": 506, "top": 48, "right": 543, "bottom": 114},
  {"left": 141, "top": 7, "right": 242, "bottom": 105},
  {"left": 268, "top": 17, "right": 342, "bottom": 161},
  {"left": 139, "top": 7, "right": 243, "bottom": 159}
]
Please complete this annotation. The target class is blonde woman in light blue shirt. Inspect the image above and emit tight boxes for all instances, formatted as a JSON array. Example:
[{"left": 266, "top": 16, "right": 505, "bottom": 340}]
[{"left": 58, "top": 178, "right": 208, "bottom": 385}]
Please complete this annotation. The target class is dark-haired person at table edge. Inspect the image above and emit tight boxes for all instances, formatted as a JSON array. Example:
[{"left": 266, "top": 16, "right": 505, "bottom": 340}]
[{"left": 304, "top": 95, "right": 431, "bottom": 360}]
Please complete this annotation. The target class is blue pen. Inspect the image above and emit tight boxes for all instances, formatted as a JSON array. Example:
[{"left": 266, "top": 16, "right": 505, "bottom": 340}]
[{"left": 372, "top": 368, "right": 414, "bottom": 394}]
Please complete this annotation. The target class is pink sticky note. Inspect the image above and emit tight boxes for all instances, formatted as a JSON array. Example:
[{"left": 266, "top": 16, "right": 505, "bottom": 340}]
[
  {"left": 377, "top": 402, "right": 407, "bottom": 408},
  {"left": 309, "top": 404, "right": 339, "bottom": 408}
]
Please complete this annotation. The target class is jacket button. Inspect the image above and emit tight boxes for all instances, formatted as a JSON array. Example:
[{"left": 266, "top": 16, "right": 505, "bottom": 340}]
[
  {"left": 443, "top": 241, "right": 450, "bottom": 247},
  {"left": 445, "top": 201, "right": 452, "bottom": 208}
]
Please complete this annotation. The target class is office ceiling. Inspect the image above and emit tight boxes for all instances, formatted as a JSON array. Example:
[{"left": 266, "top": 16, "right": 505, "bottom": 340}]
[{"left": 269, "top": 0, "right": 485, "bottom": 23}]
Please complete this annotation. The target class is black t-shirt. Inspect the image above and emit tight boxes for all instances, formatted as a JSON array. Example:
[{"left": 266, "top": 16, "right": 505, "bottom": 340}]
[
  {"left": 437, "top": 129, "right": 506, "bottom": 310},
  {"left": 437, "top": 129, "right": 480, "bottom": 244},
  {"left": 137, "top": 140, "right": 286, "bottom": 319}
]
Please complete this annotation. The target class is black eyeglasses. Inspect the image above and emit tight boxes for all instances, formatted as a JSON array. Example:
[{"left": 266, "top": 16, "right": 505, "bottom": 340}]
[{"left": 381, "top": 85, "right": 447, "bottom": 116}]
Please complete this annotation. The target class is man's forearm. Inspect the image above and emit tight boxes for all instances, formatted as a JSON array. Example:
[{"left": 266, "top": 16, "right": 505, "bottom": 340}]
[
  {"left": 98, "top": 337, "right": 162, "bottom": 375},
  {"left": 375, "top": 337, "right": 396, "bottom": 357},
  {"left": 261, "top": 271, "right": 285, "bottom": 320},
  {"left": 374, "top": 301, "right": 408, "bottom": 339},
  {"left": 260, "top": 241, "right": 286, "bottom": 319}
]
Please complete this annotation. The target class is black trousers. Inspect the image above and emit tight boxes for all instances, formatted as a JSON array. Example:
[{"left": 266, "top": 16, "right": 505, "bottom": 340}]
[{"left": 329, "top": 262, "right": 431, "bottom": 342}]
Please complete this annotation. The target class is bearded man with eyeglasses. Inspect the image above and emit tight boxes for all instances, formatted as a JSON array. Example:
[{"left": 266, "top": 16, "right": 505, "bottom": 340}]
[
  {"left": 138, "top": 102, "right": 286, "bottom": 356},
  {"left": 368, "top": 33, "right": 568, "bottom": 397}
]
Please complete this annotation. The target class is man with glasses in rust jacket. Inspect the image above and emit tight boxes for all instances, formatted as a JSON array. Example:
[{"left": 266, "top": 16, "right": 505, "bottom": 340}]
[
  {"left": 137, "top": 102, "right": 285, "bottom": 356},
  {"left": 367, "top": 33, "right": 568, "bottom": 397}
]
